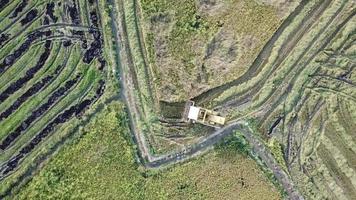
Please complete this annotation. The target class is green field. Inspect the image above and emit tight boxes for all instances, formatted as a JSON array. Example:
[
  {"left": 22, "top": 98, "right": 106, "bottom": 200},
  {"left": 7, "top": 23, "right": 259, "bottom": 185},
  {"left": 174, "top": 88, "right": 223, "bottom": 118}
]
[
  {"left": 13, "top": 102, "right": 281, "bottom": 200},
  {"left": 0, "top": 0, "right": 355, "bottom": 199}
]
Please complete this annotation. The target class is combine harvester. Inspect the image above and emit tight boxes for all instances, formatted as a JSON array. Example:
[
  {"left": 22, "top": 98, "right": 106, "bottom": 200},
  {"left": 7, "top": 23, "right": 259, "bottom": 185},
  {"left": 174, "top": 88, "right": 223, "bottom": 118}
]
[{"left": 185, "top": 101, "right": 226, "bottom": 128}]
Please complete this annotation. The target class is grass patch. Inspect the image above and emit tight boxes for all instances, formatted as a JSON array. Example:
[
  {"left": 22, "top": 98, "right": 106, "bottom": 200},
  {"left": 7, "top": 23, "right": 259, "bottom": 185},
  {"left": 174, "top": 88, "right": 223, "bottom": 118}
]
[{"left": 15, "top": 101, "right": 281, "bottom": 200}]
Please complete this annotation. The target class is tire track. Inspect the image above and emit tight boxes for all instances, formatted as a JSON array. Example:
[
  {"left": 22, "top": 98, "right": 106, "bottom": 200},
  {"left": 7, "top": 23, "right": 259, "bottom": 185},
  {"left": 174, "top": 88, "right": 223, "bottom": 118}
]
[
  {"left": 192, "top": 0, "right": 329, "bottom": 105},
  {"left": 110, "top": 1, "right": 305, "bottom": 199},
  {"left": 259, "top": 4, "right": 355, "bottom": 128}
]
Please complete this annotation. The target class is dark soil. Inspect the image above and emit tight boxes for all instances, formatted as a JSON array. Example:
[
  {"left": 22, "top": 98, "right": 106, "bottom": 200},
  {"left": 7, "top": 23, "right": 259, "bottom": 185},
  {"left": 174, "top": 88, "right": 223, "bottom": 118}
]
[
  {"left": 0, "top": 74, "right": 80, "bottom": 151},
  {"left": 0, "top": 40, "right": 52, "bottom": 104},
  {"left": 1, "top": 90, "right": 102, "bottom": 176},
  {"left": 67, "top": 1, "right": 80, "bottom": 25},
  {"left": 83, "top": 9, "right": 105, "bottom": 70},
  {"left": 43, "top": 16, "right": 49, "bottom": 25},
  {"left": 0, "top": 30, "right": 51, "bottom": 74},
  {"left": 98, "top": 57, "right": 106, "bottom": 70},
  {"left": 83, "top": 28, "right": 103, "bottom": 65},
  {"left": 267, "top": 116, "right": 283, "bottom": 135},
  {"left": 0, "top": 33, "right": 10, "bottom": 46},
  {"left": 45, "top": 2, "right": 58, "bottom": 23},
  {"left": 0, "top": 65, "right": 63, "bottom": 122},
  {"left": 159, "top": 101, "right": 186, "bottom": 119},
  {"left": 20, "top": 9, "right": 38, "bottom": 26},
  {"left": 63, "top": 40, "right": 72, "bottom": 47},
  {"left": 89, "top": 10, "right": 99, "bottom": 27},
  {"left": 81, "top": 39, "right": 87, "bottom": 49},
  {"left": 0, "top": 0, "right": 10, "bottom": 10},
  {"left": 71, "top": 30, "right": 84, "bottom": 38},
  {"left": 9, "top": 0, "right": 28, "bottom": 19},
  {"left": 95, "top": 80, "right": 105, "bottom": 98}
]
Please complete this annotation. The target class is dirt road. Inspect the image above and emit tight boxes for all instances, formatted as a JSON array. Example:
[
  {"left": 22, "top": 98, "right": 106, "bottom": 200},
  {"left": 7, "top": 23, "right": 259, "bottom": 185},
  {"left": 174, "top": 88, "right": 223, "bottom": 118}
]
[{"left": 109, "top": 0, "right": 305, "bottom": 199}]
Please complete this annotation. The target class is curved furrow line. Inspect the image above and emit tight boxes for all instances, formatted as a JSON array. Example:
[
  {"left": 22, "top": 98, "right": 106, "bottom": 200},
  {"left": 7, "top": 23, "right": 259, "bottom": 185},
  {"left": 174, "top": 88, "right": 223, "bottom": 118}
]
[
  {"left": 313, "top": 86, "right": 356, "bottom": 102},
  {"left": 0, "top": 30, "right": 51, "bottom": 76},
  {"left": 257, "top": 5, "right": 355, "bottom": 127},
  {"left": 0, "top": 91, "right": 102, "bottom": 180},
  {"left": 283, "top": 91, "right": 314, "bottom": 164},
  {"left": 294, "top": 100, "right": 325, "bottom": 168},
  {"left": 211, "top": 3, "right": 334, "bottom": 111},
  {"left": 0, "top": 0, "right": 19, "bottom": 25},
  {"left": 0, "top": 45, "right": 42, "bottom": 91},
  {"left": 192, "top": 0, "right": 330, "bottom": 105},
  {"left": 0, "top": 40, "right": 56, "bottom": 105},
  {"left": 34, "top": 23, "right": 100, "bottom": 32},
  {"left": 9, "top": 0, "right": 29, "bottom": 19},
  {"left": 0, "top": 9, "right": 46, "bottom": 49},
  {"left": 0, "top": 0, "right": 17, "bottom": 19},
  {"left": 0, "top": 1, "right": 42, "bottom": 35},
  {"left": 0, "top": 42, "right": 60, "bottom": 107},
  {"left": 211, "top": 0, "right": 334, "bottom": 109},
  {"left": 0, "top": 45, "right": 80, "bottom": 141},
  {"left": 255, "top": 1, "right": 351, "bottom": 106},
  {"left": 32, "top": 35, "right": 90, "bottom": 46},
  {"left": 0, "top": 59, "right": 100, "bottom": 162},
  {"left": 0, "top": 45, "right": 72, "bottom": 122},
  {"left": 0, "top": 74, "right": 82, "bottom": 151}
]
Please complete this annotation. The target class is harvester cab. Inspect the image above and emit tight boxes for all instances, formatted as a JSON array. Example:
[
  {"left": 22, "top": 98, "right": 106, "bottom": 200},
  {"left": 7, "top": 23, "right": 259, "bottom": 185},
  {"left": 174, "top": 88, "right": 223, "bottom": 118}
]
[{"left": 185, "top": 101, "right": 225, "bottom": 128}]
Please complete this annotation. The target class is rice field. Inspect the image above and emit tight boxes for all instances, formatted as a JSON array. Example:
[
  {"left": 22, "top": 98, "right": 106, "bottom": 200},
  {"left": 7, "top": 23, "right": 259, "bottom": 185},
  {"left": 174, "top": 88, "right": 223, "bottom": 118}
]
[
  {"left": 118, "top": 0, "right": 356, "bottom": 199},
  {"left": 0, "top": 0, "right": 118, "bottom": 196},
  {"left": 0, "top": 0, "right": 355, "bottom": 199}
]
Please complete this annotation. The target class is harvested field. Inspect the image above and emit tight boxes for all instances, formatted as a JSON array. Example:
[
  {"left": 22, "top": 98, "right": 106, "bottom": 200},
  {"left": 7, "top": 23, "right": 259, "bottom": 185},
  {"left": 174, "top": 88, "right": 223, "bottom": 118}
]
[
  {"left": 0, "top": 0, "right": 119, "bottom": 197},
  {"left": 140, "top": 0, "right": 287, "bottom": 102},
  {"left": 116, "top": 0, "right": 356, "bottom": 199},
  {"left": 0, "top": 0, "right": 355, "bottom": 199}
]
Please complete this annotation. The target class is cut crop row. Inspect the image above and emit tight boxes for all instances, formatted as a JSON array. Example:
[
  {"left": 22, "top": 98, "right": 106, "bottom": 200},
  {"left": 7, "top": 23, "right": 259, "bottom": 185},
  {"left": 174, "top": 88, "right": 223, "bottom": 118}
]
[
  {"left": 0, "top": 95, "right": 100, "bottom": 178},
  {"left": 0, "top": 45, "right": 42, "bottom": 90},
  {"left": 0, "top": 30, "right": 51, "bottom": 74},
  {"left": 0, "top": 60, "right": 103, "bottom": 175},
  {"left": 9, "top": 0, "right": 28, "bottom": 19},
  {"left": 256, "top": 1, "right": 352, "bottom": 123},
  {"left": 317, "top": 144, "right": 356, "bottom": 199},
  {"left": 0, "top": 2, "right": 43, "bottom": 37},
  {"left": 0, "top": 0, "right": 109, "bottom": 195},
  {"left": 0, "top": 49, "right": 94, "bottom": 160},
  {"left": 0, "top": 58, "right": 67, "bottom": 122},
  {"left": 192, "top": 0, "right": 326, "bottom": 105},
  {"left": 0, "top": 45, "right": 77, "bottom": 147},
  {"left": 0, "top": 40, "right": 53, "bottom": 104},
  {"left": 0, "top": 74, "right": 81, "bottom": 150}
]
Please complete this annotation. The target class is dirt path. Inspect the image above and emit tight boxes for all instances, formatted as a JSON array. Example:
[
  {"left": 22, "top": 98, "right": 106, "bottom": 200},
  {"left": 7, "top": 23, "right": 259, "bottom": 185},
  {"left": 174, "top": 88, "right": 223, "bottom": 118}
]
[{"left": 109, "top": 1, "right": 305, "bottom": 199}]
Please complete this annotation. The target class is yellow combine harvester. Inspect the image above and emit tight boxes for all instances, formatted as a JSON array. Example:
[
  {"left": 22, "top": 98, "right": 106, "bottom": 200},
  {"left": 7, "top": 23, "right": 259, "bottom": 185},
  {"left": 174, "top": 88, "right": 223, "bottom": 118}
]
[{"left": 186, "top": 101, "right": 225, "bottom": 128}]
